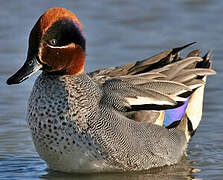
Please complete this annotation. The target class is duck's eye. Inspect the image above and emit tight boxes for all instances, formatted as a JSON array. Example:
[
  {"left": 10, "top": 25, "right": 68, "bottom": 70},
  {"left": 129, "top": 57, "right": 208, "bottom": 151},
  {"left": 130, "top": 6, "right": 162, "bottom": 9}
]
[{"left": 49, "top": 39, "right": 57, "bottom": 46}]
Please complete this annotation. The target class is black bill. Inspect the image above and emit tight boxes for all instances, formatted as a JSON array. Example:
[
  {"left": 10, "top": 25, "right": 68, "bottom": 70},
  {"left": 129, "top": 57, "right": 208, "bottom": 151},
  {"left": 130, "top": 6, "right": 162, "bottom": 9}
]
[{"left": 7, "top": 56, "right": 43, "bottom": 85}]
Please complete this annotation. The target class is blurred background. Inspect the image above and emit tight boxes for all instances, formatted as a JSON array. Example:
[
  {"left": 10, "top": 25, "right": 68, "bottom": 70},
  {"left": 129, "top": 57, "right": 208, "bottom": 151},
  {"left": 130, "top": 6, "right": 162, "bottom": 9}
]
[{"left": 0, "top": 0, "right": 222, "bottom": 179}]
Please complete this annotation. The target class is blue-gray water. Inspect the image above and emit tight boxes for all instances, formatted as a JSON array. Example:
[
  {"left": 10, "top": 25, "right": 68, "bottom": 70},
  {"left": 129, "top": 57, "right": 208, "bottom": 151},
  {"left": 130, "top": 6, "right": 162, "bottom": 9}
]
[{"left": 0, "top": 0, "right": 222, "bottom": 179}]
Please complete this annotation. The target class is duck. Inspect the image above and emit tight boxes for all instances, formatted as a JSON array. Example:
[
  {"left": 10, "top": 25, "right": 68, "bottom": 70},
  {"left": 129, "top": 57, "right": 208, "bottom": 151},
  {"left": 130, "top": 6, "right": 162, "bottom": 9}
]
[{"left": 7, "top": 7, "right": 216, "bottom": 173}]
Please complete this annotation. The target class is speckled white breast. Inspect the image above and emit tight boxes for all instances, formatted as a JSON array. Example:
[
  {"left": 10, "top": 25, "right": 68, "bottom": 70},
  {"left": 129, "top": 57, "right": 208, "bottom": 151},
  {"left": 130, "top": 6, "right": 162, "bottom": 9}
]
[
  {"left": 34, "top": 141, "right": 114, "bottom": 173},
  {"left": 27, "top": 73, "right": 115, "bottom": 172}
]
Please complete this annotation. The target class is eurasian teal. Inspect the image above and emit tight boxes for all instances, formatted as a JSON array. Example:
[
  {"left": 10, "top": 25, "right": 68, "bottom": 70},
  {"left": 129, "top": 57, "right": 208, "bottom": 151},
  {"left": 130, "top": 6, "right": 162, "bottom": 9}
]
[{"left": 7, "top": 8, "right": 215, "bottom": 173}]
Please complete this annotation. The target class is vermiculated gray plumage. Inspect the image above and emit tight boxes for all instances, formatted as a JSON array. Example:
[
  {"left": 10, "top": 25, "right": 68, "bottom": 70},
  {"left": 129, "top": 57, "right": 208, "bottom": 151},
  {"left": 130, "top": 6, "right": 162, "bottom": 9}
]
[
  {"left": 27, "top": 44, "right": 215, "bottom": 172},
  {"left": 28, "top": 73, "right": 187, "bottom": 171}
]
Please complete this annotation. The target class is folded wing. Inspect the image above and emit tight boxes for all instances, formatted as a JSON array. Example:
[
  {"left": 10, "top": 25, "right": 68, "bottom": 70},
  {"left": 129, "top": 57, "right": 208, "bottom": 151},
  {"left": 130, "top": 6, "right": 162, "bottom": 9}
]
[{"left": 89, "top": 43, "right": 215, "bottom": 141}]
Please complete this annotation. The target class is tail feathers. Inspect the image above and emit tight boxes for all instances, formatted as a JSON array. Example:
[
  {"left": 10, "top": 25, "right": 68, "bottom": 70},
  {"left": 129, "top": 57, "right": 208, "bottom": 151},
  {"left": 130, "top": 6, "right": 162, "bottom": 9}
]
[
  {"left": 165, "top": 72, "right": 207, "bottom": 142},
  {"left": 185, "top": 76, "right": 206, "bottom": 130},
  {"left": 166, "top": 50, "right": 215, "bottom": 141},
  {"left": 185, "top": 50, "right": 214, "bottom": 131}
]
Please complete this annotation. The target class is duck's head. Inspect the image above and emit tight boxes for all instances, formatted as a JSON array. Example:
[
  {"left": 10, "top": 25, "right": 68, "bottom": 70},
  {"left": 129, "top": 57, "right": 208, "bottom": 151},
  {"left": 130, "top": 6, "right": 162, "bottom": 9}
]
[{"left": 7, "top": 7, "right": 85, "bottom": 85}]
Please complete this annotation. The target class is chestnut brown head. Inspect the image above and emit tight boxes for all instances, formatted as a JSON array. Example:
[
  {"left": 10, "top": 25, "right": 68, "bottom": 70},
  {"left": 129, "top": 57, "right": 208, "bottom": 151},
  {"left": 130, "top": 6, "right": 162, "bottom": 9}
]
[{"left": 7, "top": 7, "right": 86, "bottom": 85}]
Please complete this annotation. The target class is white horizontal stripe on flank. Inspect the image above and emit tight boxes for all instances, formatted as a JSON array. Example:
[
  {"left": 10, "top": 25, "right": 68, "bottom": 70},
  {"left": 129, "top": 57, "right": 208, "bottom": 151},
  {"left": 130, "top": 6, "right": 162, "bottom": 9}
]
[{"left": 126, "top": 96, "right": 175, "bottom": 106}]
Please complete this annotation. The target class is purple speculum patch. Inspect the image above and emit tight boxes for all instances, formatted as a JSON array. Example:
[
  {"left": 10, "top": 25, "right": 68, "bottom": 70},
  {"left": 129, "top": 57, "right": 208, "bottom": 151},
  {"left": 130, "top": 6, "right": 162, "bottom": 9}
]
[{"left": 163, "top": 98, "right": 189, "bottom": 127}]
